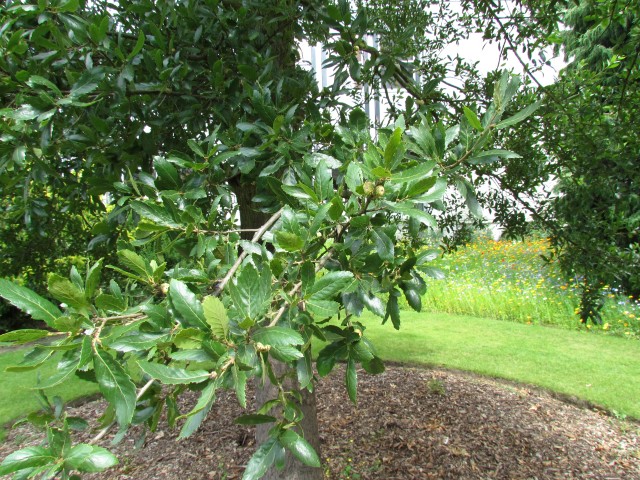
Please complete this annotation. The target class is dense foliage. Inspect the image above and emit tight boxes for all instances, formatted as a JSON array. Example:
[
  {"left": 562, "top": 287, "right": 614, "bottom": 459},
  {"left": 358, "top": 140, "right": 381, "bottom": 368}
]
[{"left": 0, "top": 0, "right": 638, "bottom": 478}]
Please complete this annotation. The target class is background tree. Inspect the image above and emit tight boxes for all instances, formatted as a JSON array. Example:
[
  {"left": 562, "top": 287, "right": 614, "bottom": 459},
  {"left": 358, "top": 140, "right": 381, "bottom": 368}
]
[{"left": 0, "top": 1, "right": 543, "bottom": 479}]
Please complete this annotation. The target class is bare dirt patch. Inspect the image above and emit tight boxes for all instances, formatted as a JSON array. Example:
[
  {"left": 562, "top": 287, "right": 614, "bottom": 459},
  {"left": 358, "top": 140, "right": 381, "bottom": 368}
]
[{"left": 2, "top": 366, "right": 638, "bottom": 479}]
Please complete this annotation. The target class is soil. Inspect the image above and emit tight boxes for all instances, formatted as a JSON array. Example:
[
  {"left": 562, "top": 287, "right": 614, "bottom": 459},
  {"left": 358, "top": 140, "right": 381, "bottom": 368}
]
[{"left": 1, "top": 365, "right": 638, "bottom": 479}]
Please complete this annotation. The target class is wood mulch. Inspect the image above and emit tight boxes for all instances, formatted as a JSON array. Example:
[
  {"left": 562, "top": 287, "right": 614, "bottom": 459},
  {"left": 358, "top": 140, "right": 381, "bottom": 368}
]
[{"left": 1, "top": 365, "right": 638, "bottom": 479}]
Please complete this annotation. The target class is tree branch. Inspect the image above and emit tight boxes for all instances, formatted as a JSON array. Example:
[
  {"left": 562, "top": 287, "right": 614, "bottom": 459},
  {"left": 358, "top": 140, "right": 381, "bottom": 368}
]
[{"left": 212, "top": 208, "right": 284, "bottom": 297}]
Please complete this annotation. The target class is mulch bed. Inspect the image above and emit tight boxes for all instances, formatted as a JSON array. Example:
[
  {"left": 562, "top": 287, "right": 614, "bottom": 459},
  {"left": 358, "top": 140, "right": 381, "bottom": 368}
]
[{"left": 1, "top": 365, "right": 638, "bottom": 479}]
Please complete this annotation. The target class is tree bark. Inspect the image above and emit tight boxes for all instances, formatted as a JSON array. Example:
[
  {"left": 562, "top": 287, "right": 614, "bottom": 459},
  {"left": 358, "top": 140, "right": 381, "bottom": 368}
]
[{"left": 231, "top": 181, "right": 323, "bottom": 480}]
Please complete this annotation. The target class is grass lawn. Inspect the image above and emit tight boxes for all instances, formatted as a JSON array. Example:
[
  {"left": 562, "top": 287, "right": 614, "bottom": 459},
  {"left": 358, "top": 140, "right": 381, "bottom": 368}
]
[
  {"left": 321, "top": 311, "right": 640, "bottom": 419},
  {"left": 0, "top": 348, "right": 99, "bottom": 427},
  {"left": 1, "top": 310, "right": 638, "bottom": 431}
]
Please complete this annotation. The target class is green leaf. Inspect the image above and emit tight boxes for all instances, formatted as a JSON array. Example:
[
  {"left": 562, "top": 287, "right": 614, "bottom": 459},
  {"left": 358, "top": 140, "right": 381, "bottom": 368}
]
[
  {"left": 169, "top": 279, "right": 208, "bottom": 330},
  {"left": 346, "top": 358, "right": 357, "bottom": 404},
  {"left": 315, "top": 159, "right": 333, "bottom": 201},
  {"left": 305, "top": 298, "right": 340, "bottom": 318},
  {"left": 93, "top": 349, "right": 137, "bottom": 428},
  {"left": 137, "top": 360, "right": 209, "bottom": 384},
  {"left": 362, "top": 356, "right": 385, "bottom": 375},
  {"left": 463, "top": 106, "right": 483, "bottom": 131},
  {"left": 70, "top": 68, "right": 103, "bottom": 98},
  {"left": 275, "top": 231, "right": 305, "bottom": 252},
  {"left": 252, "top": 327, "right": 304, "bottom": 347},
  {"left": 130, "top": 200, "right": 181, "bottom": 228},
  {"left": 64, "top": 444, "right": 118, "bottom": 473},
  {"left": 0, "top": 279, "right": 61, "bottom": 327},
  {"left": 95, "top": 293, "right": 126, "bottom": 312},
  {"left": 85, "top": 260, "right": 103, "bottom": 299},
  {"left": 179, "top": 379, "right": 218, "bottom": 438},
  {"left": 345, "top": 162, "right": 363, "bottom": 193},
  {"left": 127, "top": 31, "right": 145, "bottom": 61},
  {"left": 242, "top": 437, "right": 280, "bottom": 480},
  {"left": 386, "top": 202, "right": 437, "bottom": 228},
  {"left": 384, "top": 294, "right": 401, "bottom": 330},
  {"left": 371, "top": 229, "right": 394, "bottom": 262},
  {"left": 48, "top": 274, "right": 90, "bottom": 311},
  {"left": 228, "top": 264, "right": 271, "bottom": 321},
  {"left": 109, "top": 333, "right": 170, "bottom": 352},
  {"left": 233, "top": 364, "right": 247, "bottom": 408},
  {"left": 297, "top": 349, "right": 313, "bottom": 390},
  {"left": 495, "top": 100, "right": 542, "bottom": 129},
  {"left": 202, "top": 296, "right": 228, "bottom": 339},
  {"left": 384, "top": 127, "right": 404, "bottom": 169},
  {"left": 234, "top": 414, "right": 277, "bottom": 425},
  {"left": 117, "top": 250, "right": 150, "bottom": 279},
  {"left": 389, "top": 161, "right": 436, "bottom": 183},
  {"left": 279, "top": 429, "right": 321, "bottom": 468},
  {"left": 34, "top": 351, "right": 79, "bottom": 389},
  {"left": 154, "top": 156, "right": 181, "bottom": 189},
  {"left": 316, "top": 342, "right": 346, "bottom": 377},
  {"left": 307, "top": 271, "right": 355, "bottom": 301},
  {"left": 0, "top": 329, "right": 50, "bottom": 345},
  {"left": 0, "top": 446, "right": 55, "bottom": 476}
]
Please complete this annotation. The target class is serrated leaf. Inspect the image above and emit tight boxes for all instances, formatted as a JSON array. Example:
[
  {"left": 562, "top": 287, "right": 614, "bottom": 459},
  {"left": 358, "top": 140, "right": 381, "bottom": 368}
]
[
  {"left": 109, "top": 333, "right": 170, "bottom": 352},
  {"left": 0, "top": 329, "right": 50, "bottom": 345},
  {"left": 495, "top": 100, "right": 542, "bottom": 129},
  {"left": 242, "top": 437, "right": 280, "bottom": 480},
  {"left": 130, "top": 201, "right": 181, "bottom": 228},
  {"left": 386, "top": 202, "right": 437, "bottom": 228},
  {"left": 316, "top": 342, "right": 346, "bottom": 377},
  {"left": 228, "top": 264, "right": 271, "bottom": 321},
  {"left": 48, "top": 274, "right": 90, "bottom": 311},
  {"left": 305, "top": 298, "right": 340, "bottom": 318},
  {"left": 95, "top": 293, "right": 126, "bottom": 312},
  {"left": 384, "top": 127, "right": 404, "bottom": 169},
  {"left": 34, "top": 350, "right": 79, "bottom": 388},
  {"left": 346, "top": 358, "right": 357, "bottom": 404},
  {"left": 275, "top": 231, "right": 305, "bottom": 252},
  {"left": 389, "top": 161, "right": 436, "bottom": 183},
  {"left": 371, "top": 229, "right": 394, "bottom": 262},
  {"left": 463, "top": 106, "right": 483, "bottom": 131},
  {"left": 307, "top": 271, "right": 355, "bottom": 301},
  {"left": 0, "top": 279, "right": 61, "bottom": 326},
  {"left": 154, "top": 156, "right": 181, "bottom": 189},
  {"left": 362, "top": 356, "right": 385, "bottom": 374},
  {"left": 137, "top": 360, "right": 209, "bottom": 384},
  {"left": 345, "top": 162, "right": 363, "bottom": 193},
  {"left": 233, "top": 364, "right": 247, "bottom": 408},
  {"left": 0, "top": 446, "right": 55, "bottom": 476},
  {"left": 169, "top": 279, "right": 208, "bottom": 329},
  {"left": 64, "top": 444, "right": 118, "bottom": 472},
  {"left": 179, "top": 379, "right": 218, "bottom": 438},
  {"left": 202, "top": 296, "right": 228, "bottom": 339},
  {"left": 94, "top": 349, "right": 136, "bottom": 428},
  {"left": 117, "top": 250, "right": 150, "bottom": 279},
  {"left": 279, "top": 429, "right": 321, "bottom": 467},
  {"left": 252, "top": 327, "right": 303, "bottom": 347},
  {"left": 385, "top": 293, "right": 401, "bottom": 329},
  {"left": 127, "top": 30, "right": 145, "bottom": 61},
  {"left": 85, "top": 260, "right": 103, "bottom": 299}
]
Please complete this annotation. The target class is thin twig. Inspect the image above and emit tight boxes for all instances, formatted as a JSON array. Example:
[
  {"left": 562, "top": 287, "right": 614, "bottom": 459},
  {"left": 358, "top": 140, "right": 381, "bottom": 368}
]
[
  {"left": 212, "top": 208, "right": 284, "bottom": 297},
  {"left": 89, "top": 378, "right": 156, "bottom": 444},
  {"left": 268, "top": 248, "right": 336, "bottom": 327}
]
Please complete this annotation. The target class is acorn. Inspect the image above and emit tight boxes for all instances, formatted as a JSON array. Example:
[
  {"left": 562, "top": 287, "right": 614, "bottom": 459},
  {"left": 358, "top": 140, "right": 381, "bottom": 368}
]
[
  {"left": 363, "top": 181, "right": 375, "bottom": 196},
  {"left": 375, "top": 185, "right": 385, "bottom": 197},
  {"left": 160, "top": 283, "right": 170, "bottom": 295}
]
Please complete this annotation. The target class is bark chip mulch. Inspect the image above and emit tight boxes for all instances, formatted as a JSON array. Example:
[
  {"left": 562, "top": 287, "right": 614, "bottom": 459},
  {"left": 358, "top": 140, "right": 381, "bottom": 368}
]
[{"left": 1, "top": 366, "right": 638, "bottom": 479}]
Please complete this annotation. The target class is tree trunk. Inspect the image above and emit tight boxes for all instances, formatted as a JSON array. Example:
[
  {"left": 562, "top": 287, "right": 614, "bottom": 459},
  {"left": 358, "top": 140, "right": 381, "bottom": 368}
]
[{"left": 232, "top": 181, "right": 323, "bottom": 480}]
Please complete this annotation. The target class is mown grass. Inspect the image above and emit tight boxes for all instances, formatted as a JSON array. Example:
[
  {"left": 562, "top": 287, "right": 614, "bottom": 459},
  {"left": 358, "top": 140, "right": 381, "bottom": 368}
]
[
  {"left": 422, "top": 236, "right": 640, "bottom": 338},
  {"left": 329, "top": 312, "right": 640, "bottom": 419},
  {"left": 0, "top": 348, "right": 99, "bottom": 428}
]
